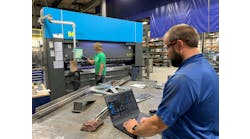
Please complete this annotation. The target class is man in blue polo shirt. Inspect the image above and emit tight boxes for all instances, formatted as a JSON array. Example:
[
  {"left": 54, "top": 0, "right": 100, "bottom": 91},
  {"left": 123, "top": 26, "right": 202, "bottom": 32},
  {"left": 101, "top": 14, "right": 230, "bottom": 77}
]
[{"left": 123, "top": 24, "right": 219, "bottom": 138}]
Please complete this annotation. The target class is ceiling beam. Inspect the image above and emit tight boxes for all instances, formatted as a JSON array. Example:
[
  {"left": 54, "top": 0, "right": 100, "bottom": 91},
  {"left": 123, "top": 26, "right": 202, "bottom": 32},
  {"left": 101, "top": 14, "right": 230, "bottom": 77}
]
[
  {"left": 52, "top": 0, "right": 63, "bottom": 7},
  {"left": 72, "top": 1, "right": 90, "bottom": 6},
  {"left": 80, "top": 0, "right": 100, "bottom": 13},
  {"left": 33, "top": 3, "right": 44, "bottom": 7}
]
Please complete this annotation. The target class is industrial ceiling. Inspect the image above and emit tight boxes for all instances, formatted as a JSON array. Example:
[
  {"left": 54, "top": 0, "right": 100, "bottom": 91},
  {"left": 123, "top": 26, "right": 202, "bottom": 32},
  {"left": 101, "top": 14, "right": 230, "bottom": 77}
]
[{"left": 32, "top": 0, "right": 102, "bottom": 29}]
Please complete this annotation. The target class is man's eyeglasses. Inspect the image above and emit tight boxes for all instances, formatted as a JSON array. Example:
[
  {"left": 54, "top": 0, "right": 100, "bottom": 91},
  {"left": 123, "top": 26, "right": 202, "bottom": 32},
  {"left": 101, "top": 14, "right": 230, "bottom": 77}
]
[{"left": 164, "top": 40, "right": 177, "bottom": 50}]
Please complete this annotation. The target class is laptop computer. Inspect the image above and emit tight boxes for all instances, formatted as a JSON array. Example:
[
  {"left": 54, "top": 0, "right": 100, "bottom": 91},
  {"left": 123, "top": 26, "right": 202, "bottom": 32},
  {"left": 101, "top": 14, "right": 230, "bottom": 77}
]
[{"left": 104, "top": 89, "right": 149, "bottom": 139}]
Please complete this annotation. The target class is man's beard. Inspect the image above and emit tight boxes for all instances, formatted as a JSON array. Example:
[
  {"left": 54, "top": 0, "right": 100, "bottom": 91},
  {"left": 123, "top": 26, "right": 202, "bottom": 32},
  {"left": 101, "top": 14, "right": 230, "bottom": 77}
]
[{"left": 170, "top": 48, "right": 183, "bottom": 67}]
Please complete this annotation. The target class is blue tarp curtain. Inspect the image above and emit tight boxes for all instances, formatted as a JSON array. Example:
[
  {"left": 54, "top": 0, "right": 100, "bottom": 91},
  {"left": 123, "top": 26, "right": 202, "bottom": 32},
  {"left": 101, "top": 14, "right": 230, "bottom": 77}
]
[
  {"left": 106, "top": 0, "right": 219, "bottom": 38},
  {"left": 209, "top": 0, "right": 219, "bottom": 33},
  {"left": 150, "top": 0, "right": 219, "bottom": 38}
]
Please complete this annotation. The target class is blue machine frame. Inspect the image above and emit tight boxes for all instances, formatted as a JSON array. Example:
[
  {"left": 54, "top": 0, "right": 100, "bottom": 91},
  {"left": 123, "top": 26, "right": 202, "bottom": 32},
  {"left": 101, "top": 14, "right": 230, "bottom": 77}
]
[{"left": 42, "top": 7, "right": 143, "bottom": 43}]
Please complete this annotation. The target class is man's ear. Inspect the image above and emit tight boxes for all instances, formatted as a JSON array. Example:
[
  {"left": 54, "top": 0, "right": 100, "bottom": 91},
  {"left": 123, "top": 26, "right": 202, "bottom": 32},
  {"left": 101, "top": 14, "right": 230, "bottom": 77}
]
[
  {"left": 173, "top": 40, "right": 181, "bottom": 52},
  {"left": 176, "top": 40, "right": 185, "bottom": 51}
]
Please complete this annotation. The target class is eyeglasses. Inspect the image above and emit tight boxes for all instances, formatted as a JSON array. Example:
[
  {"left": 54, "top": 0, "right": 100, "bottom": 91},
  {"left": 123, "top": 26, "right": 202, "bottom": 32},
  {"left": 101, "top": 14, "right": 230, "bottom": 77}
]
[{"left": 164, "top": 40, "right": 177, "bottom": 50}]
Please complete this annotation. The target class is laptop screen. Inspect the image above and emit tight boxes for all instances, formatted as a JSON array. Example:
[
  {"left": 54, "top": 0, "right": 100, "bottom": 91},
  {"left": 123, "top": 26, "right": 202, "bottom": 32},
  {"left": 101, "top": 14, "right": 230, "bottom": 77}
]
[{"left": 104, "top": 89, "right": 139, "bottom": 123}]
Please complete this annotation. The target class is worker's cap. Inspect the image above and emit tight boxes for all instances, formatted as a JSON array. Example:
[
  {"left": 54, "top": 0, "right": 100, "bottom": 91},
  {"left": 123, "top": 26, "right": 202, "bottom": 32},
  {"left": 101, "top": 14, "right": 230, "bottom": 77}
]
[{"left": 93, "top": 42, "right": 103, "bottom": 51}]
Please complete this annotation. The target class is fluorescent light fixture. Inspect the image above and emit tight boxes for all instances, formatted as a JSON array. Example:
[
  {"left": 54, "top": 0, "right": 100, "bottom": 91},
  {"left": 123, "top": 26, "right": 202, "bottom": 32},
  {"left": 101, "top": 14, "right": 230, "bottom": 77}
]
[{"left": 142, "top": 22, "right": 148, "bottom": 25}]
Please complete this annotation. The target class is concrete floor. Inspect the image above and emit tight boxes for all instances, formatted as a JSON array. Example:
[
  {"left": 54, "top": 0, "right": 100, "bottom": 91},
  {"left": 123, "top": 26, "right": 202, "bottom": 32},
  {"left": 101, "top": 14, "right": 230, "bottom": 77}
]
[
  {"left": 33, "top": 80, "right": 164, "bottom": 139},
  {"left": 32, "top": 66, "right": 178, "bottom": 139},
  {"left": 146, "top": 66, "right": 177, "bottom": 84}
]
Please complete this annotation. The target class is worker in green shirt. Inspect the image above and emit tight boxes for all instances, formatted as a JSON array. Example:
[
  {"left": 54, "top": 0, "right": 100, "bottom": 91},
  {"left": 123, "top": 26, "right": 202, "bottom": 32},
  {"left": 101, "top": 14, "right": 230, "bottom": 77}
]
[{"left": 87, "top": 42, "right": 106, "bottom": 85}]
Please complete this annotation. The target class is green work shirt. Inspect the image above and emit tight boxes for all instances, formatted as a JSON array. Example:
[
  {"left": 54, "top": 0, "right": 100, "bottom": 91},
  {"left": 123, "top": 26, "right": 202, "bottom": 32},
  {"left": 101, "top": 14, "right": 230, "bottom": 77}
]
[{"left": 94, "top": 52, "right": 106, "bottom": 76}]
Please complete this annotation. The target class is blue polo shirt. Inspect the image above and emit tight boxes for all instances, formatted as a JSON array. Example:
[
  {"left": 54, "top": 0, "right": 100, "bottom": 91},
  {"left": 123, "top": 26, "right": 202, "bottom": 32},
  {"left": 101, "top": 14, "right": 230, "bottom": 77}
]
[{"left": 156, "top": 54, "right": 219, "bottom": 139}]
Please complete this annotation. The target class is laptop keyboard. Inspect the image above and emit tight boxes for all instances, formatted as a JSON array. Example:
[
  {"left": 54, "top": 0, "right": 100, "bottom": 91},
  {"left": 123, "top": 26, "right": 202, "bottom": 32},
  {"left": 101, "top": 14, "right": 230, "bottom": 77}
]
[{"left": 115, "top": 124, "right": 137, "bottom": 139}]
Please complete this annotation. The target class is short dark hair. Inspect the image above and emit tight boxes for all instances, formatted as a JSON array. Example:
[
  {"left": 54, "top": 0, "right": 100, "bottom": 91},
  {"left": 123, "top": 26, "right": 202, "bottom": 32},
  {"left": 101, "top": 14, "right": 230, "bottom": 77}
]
[{"left": 167, "top": 24, "right": 199, "bottom": 48}]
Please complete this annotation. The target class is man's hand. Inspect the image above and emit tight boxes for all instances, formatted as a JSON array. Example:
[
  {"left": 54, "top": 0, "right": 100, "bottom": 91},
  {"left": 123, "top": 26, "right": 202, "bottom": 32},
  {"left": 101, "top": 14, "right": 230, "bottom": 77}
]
[
  {"left": 140, "top": 117, "right": 149, "bottom": 124},
  {"left": 123, "top": 119, "right": 139, "bottom": 134},
  {"left": 87, "top": 58, "right": 90, "bottom": 62},
  {"left": 86, "top": 58, "right": 94, "bottom": 65},
  {"left": 123, "top": 115, "right": 168, "bottom": 137}
]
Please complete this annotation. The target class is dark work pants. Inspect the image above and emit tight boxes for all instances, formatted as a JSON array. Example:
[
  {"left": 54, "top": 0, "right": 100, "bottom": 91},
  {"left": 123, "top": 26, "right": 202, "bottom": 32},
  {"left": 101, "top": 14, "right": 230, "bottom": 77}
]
[{"left": 95, "top": 75, "right": 105, "bottom": 85}]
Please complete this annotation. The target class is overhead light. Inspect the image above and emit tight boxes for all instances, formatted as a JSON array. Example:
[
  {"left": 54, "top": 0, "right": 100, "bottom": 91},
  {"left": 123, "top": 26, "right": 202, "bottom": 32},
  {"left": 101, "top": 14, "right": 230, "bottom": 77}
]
[
  {"left": 208, "top": 33, "right": 214, "bottom": 36},
  {"left": 142, "top": 22, "right": 148, "bottom": 25}
]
